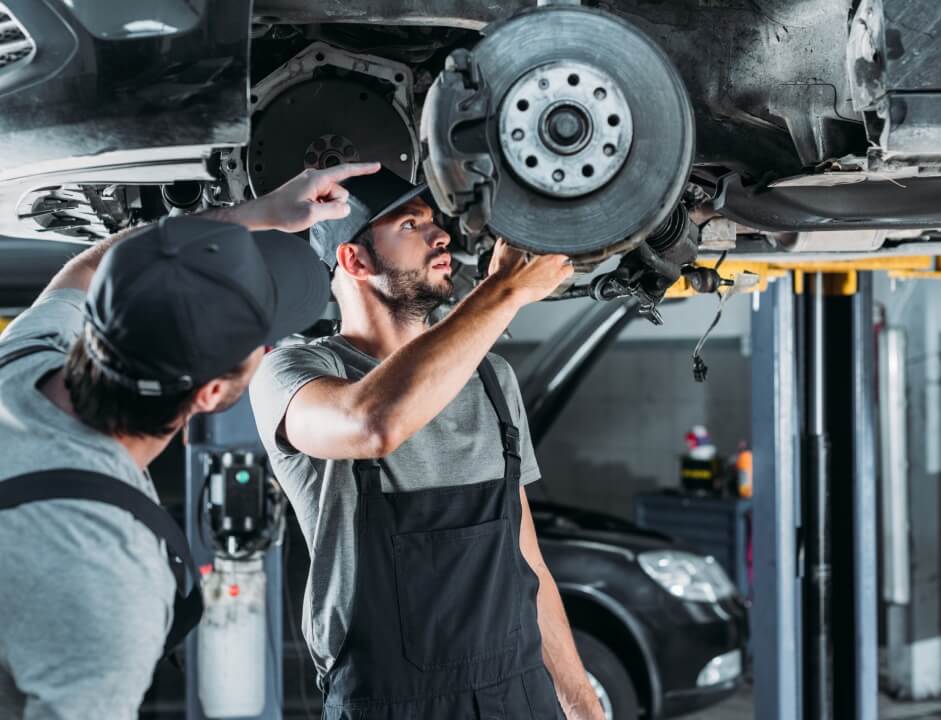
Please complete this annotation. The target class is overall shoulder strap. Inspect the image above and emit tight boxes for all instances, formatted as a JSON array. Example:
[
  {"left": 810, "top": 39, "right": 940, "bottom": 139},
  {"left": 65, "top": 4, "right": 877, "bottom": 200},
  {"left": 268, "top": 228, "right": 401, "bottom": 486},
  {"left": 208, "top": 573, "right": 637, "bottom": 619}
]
[
  {"left": 0, "top": 337, "right": 68, "bottom": 370},
  {"left": 0, "top": 469, "right": 204, "bottom": 656},
  {"left": 352, "top": 459, "right": 383, "bottom": 495},
  {"left": 478, "top": 358, "right": 522, "bottom": 481}
]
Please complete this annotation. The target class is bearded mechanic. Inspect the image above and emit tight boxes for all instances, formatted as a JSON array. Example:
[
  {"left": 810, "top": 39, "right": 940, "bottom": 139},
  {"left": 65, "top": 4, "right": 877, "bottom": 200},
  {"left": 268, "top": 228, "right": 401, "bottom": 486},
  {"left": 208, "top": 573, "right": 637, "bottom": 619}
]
[
  {"left": 0, "top": 162, "right": 378, "bottom": 719},
  {"left": 250, "top": 168, "right": 604, "bottom": 719}
]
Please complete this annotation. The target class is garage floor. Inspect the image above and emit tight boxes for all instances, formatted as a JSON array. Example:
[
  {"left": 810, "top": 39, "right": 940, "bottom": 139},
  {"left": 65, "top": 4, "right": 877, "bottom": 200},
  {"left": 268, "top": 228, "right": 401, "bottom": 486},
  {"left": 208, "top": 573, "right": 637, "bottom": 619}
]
[{"left": 682, "top": 684, "right": 941, "bottom": 720}]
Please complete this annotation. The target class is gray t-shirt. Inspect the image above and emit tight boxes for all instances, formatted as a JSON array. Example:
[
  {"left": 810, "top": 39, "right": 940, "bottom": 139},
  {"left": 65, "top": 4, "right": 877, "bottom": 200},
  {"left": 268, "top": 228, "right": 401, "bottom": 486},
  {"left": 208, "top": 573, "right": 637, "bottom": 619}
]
[
  {"left": 249, "top": 335, "right": 540, "bottom": 680},
  {"left": 0, "top": 289, "right": 175, "bottom": 719}
]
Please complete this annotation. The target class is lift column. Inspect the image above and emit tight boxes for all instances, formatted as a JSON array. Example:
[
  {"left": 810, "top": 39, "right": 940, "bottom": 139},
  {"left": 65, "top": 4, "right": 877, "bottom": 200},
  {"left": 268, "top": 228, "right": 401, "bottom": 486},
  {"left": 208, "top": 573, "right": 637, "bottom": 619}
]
[
  {"left": 751, "top": 269, "right": 878, "bottom": 720},
  {"left": 751, "top": 274, "right": 801, "bottom": 720},
  {"left": 803, "top": 272, "right": 831, "bottom": 720},
  {"left": 826, "top": 271, "right": 878, "bottom": 720}
]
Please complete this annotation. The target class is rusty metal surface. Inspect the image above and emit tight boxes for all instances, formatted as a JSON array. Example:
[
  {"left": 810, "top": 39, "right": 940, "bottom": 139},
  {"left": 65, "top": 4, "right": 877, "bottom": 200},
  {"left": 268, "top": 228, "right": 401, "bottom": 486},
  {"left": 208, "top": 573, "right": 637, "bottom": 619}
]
[
  {"left": 715, "top": 173, "right": 941, "bottom": 232},
  {"left": 261, "top": 0, "right": 861, "bottom": 177},
  {"left": 848, "top": 0, "right": 941, "bottom": 165}
]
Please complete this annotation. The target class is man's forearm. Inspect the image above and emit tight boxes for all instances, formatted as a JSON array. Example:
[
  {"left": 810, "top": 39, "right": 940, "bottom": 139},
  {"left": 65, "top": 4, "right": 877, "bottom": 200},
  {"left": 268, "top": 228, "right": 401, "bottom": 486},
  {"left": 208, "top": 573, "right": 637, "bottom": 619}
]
[
  {"left": 199, "top": 202, "right": 266, "bottom": 231},
  {"left": 536, "top": 569, "right": 603, "bottom": 719}
]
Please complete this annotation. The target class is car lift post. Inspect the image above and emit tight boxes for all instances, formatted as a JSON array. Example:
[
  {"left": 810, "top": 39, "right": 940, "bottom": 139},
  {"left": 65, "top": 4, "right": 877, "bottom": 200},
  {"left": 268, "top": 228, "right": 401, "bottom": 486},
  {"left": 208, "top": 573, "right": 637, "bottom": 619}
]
[
  {"left": 850, "top": 272, "right": 878, "bottom": 720},
  {"left": 803, "top": 272, "right": 831, "bottom": 720},
  {"left": 751, "top": 273, "right": 801, "bottom": 720},
  {"left": 752, "top": 271, "right": 879, "bottom": 720},
  {"left": 827, "top": 272, "right": 878, "bottom": 720}
]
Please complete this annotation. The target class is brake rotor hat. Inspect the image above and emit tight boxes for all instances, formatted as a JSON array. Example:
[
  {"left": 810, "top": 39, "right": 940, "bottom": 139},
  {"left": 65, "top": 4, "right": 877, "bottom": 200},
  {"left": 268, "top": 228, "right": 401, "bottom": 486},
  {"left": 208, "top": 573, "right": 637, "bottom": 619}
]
[
  {"left": 309, "top": 166, "right": 435, "bottom": 270},
  {"left": 84, "top": 216, "right": 330, "bottom": 396}
]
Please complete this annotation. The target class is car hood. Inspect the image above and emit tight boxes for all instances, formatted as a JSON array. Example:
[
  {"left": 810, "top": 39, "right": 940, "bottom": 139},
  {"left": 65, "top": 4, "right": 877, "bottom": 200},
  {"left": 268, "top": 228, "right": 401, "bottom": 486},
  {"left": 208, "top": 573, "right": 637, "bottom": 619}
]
[{"left": 531, "top": 500, "right": 686, "bottom": 554}]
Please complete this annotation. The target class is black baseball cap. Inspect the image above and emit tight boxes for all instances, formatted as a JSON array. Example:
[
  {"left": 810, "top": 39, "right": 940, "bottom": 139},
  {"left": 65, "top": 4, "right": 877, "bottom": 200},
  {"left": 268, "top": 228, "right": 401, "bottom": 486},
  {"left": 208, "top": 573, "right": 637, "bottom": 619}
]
[
  {"left": 309, "top": 167, "right": 435, "bottom": 270},
  {"left": 84, "top": 216, "right": 330, "bottom": 396}
]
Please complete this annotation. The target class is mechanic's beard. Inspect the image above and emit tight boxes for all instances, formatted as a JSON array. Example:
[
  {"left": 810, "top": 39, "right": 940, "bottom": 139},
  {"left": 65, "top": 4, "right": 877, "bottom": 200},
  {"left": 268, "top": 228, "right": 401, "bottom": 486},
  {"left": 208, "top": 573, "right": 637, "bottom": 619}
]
[{"left": 370, "top": 249, "right": 453, "bottom": 325}]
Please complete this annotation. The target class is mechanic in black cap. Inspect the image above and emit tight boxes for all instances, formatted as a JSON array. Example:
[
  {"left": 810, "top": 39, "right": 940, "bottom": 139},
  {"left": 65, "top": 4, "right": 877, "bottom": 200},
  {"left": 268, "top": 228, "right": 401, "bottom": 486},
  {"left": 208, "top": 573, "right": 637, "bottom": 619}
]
[
  {"left": 251, "top": 168, "right": 604, "bottom": 719},
  {"left": 0, "top": 162, "right": 378, "bottom": 720}
]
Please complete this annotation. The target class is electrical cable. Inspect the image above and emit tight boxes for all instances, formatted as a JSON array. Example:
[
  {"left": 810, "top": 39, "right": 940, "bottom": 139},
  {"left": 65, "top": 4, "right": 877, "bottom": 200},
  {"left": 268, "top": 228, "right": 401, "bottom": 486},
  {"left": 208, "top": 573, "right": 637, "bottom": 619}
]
[{"left": 692, "top": 252, "right": 729, "bottom": 382}]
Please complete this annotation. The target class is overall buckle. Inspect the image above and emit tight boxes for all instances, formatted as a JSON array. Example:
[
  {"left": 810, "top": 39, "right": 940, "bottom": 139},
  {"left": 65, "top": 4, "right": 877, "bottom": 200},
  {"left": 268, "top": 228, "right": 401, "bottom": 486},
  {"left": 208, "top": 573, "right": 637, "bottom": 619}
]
[{"left": 501, "top": 423, "right": 521, "bottom": 460}]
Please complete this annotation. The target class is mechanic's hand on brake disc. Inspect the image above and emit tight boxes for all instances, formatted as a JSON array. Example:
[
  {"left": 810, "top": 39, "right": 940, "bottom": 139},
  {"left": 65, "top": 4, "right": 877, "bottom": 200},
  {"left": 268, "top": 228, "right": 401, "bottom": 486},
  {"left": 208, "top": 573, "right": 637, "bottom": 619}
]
[
  {"left": 235, "top": 162, "right": 381, "bottom": 232},
  {"left": 486, "top": 238, "right": 574, "bottom": 305}
]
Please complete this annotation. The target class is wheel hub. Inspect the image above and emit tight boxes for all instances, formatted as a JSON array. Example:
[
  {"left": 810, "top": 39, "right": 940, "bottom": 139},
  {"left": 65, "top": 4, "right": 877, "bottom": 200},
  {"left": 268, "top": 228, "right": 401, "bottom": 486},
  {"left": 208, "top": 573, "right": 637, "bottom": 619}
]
[
  {"left": 499, "top": 61, "right": 632, "bottom": 198},
  {"left": 544, "top": 104, "right": 589, "bottom": 150}
]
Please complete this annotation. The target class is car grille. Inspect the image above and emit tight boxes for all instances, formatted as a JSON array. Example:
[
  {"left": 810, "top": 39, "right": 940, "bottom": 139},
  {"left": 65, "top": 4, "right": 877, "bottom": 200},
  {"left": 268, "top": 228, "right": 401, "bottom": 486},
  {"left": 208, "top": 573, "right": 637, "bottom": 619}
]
[{"left": 0, "top": 4, "right": 35, "bottom": 72}]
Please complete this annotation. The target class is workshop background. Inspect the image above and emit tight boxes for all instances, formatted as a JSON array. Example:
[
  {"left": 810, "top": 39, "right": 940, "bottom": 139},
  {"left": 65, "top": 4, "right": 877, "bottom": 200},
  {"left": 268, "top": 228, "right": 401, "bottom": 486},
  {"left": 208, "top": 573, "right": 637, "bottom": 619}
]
[
  {"left": 8, "top": 249, "right": 941, "bottom": 719},
  {"left": 3, "top": 0, "right": 941, "bottom": 717},
  {"left": 496, "top": 278, "right": 941, "bottom": 720},
  {"left": 499, "top": 296, "right": 752, "bottom": 519}
]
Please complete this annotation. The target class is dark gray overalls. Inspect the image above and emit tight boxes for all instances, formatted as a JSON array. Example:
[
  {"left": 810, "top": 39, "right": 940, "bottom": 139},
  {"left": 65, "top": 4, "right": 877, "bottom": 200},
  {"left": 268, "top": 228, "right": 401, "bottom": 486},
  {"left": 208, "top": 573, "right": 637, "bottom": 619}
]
[{"left": 321, "top": 359, "right": 565, "bottom": 719}]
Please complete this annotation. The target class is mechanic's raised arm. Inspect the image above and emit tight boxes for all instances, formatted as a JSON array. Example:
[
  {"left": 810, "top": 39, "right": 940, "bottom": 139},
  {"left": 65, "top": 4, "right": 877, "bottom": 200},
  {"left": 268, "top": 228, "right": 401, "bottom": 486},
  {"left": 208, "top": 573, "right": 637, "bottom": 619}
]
[
  {"left": 42, "top": 163, "right": 380, "bottom": 295},
  {"left": 283, "top": 240, "right": 573, "bottom": 460}
]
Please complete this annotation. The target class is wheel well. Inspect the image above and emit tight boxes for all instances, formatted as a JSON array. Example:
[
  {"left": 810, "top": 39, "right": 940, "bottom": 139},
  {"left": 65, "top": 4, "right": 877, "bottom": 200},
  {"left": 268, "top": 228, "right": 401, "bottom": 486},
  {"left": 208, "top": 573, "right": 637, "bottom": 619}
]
[{"left": 562, "top": 593, "right": 657, "bottom": 718}]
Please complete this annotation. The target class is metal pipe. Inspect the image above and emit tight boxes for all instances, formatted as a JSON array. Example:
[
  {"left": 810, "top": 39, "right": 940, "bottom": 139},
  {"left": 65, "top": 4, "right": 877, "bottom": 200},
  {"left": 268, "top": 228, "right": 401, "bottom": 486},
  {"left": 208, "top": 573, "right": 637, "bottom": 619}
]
[
  {"left": 162, "top": 181, "right": 204, "bottom": 211},
  {"left": 804, "top": 272, "right": 832, "bottom": 720},
  {"left": 809, "top": 273, "right": 825, "bottom": 434},
  {"left": 853, "top": 272, "right": 878, "bottom": 720},
  {"left": 879, "top": 327, "right": 910, "bottom": 605}
]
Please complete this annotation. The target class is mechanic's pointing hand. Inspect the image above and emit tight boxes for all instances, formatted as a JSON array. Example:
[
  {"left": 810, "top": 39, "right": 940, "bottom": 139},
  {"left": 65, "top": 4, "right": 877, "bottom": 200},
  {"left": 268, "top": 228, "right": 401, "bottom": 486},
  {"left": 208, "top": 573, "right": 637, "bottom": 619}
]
[
  {"left": 487, "top": 237, "right": 574, "bottom": 305},
  {"left": 237, "top": 162, "right": 381, "bottom": 233}
]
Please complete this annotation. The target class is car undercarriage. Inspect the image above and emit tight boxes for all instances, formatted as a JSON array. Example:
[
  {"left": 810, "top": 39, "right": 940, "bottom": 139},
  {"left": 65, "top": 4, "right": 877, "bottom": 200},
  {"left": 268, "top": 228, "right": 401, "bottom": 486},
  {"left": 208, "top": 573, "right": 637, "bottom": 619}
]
[{"left": 1, "top": 0, "right": 940, "bottom": 319}]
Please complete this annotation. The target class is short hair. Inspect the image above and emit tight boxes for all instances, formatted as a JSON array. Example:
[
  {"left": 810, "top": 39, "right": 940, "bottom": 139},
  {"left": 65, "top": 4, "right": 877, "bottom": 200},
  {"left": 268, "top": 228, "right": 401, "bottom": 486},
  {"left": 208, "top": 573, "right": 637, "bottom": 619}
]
[
  {"left": 351, "top": 225, "right": 379, "bottom": 265},
  {"left": 351, "top": 225, "right": 374, "bottom": 249},
  {"left": 64, "top": 331, "right": 242, "bottom": 438}
]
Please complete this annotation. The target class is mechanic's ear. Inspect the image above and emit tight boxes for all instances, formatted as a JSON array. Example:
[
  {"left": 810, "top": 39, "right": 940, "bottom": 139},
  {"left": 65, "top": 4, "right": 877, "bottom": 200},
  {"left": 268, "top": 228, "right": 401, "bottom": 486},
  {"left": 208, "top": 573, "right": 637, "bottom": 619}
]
[
  {"left": 335, "top": 242, "right": 375, "bottom": 279},
  {"left": 190, "top": 378, "right": 228, "bottom": 415}
]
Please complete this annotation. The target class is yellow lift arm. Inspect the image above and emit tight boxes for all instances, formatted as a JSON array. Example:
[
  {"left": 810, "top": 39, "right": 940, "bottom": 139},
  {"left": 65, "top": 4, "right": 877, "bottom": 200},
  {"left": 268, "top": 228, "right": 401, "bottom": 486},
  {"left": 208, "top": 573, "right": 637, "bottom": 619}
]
[{"left": 666, "top": 255, "right": 941, "bottom": 298}]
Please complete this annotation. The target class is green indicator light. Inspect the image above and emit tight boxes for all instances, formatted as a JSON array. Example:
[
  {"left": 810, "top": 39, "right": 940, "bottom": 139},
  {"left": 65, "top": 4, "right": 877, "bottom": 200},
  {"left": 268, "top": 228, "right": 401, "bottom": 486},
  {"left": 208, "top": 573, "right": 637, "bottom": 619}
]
[{"left": 235, "top": 470, "right": 251, "bottom": 484}]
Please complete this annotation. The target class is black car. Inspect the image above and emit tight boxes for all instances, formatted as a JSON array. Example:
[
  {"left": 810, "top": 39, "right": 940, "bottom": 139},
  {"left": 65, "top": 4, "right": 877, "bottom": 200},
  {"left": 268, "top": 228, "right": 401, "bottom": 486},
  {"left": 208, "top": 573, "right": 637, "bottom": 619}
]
[{"left": 532, "top": 499, "right": 747, "bottom": 720}]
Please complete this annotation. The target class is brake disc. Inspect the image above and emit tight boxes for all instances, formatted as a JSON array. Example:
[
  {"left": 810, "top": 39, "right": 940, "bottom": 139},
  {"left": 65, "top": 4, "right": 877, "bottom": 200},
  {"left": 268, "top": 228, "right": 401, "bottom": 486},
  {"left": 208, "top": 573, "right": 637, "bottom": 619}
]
[{"left": 421, "top": 6, "right": 694, "bottom": 258}]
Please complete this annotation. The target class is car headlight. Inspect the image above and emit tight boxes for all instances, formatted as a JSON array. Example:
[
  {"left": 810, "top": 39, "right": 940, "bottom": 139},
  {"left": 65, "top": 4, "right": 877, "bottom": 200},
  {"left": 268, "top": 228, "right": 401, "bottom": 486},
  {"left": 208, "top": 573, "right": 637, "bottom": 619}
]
[
  {"left": 637, "top": 550, "right": 736, "bottom": 602},
  {"left": 697, "top": 649, "right": 743, "bottom": 687}
]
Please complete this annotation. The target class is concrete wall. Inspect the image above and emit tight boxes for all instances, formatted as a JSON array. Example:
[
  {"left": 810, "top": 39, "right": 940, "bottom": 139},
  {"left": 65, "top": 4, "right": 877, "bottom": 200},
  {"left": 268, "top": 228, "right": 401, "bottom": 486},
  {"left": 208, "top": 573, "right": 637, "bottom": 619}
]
[
  {"left": 505, "top": 291, "right": 754, "bottom": 343},
  {"left": 497, "top": 294, "right": 753, "bottom": 520}
]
